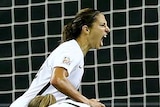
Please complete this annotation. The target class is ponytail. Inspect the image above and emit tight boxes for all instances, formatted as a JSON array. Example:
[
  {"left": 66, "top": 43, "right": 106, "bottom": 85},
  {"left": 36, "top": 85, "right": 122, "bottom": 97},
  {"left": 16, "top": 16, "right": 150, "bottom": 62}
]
[{"left": 62, "top": 22, "right": 73, "bottom": 42}]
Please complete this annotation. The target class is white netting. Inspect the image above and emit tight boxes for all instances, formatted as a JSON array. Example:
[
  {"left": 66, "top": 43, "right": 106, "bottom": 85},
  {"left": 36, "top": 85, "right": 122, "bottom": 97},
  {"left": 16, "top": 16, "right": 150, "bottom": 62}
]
[{"left": 0, "top": 0, "right": 159, "bottom": 106}]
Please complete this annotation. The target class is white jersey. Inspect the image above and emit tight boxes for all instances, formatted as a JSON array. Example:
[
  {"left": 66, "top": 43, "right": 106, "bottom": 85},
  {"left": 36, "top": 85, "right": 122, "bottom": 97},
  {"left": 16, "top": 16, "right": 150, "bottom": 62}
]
[{"left": 10, "top": 40, "right": 84, "bottom": 107}]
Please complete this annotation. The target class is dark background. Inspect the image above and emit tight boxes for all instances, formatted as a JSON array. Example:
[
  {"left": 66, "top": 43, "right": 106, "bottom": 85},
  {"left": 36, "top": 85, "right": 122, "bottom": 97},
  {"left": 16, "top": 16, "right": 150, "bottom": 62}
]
[{"left": 0, "top": 0, "right": 159, "bottom": 107}]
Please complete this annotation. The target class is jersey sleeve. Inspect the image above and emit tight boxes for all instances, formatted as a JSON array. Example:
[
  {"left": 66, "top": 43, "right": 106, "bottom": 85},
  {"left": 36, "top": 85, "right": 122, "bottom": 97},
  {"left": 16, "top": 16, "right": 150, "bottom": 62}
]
[{"left": 48, "top": 48, "right": 80, "bottom": 75}]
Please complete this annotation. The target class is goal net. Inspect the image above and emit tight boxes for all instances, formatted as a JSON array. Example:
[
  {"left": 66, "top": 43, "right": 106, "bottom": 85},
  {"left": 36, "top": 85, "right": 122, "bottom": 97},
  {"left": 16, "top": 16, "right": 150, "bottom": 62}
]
[{"left": 0, "top": 0, "right": 159, "bottom": 106}]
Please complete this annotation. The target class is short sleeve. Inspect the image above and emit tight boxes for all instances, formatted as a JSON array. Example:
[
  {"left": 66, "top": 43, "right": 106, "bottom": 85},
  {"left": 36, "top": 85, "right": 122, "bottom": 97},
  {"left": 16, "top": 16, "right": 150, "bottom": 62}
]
[{"left": 48, "top": 49, "right": 80, "bottom": 75}]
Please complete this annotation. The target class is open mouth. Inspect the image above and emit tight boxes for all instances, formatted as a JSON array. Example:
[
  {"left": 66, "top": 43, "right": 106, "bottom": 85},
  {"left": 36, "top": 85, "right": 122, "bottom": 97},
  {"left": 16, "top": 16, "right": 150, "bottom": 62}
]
[{"left": 100, "top": 34, "right": 107, "bottom": 46}]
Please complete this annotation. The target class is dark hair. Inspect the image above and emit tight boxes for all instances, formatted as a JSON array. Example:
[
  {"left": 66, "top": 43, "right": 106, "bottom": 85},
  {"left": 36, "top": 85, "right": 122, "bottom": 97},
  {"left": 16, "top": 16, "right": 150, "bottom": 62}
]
[{"left": 62, "top": 8, "right": 100, "bottom": 42}]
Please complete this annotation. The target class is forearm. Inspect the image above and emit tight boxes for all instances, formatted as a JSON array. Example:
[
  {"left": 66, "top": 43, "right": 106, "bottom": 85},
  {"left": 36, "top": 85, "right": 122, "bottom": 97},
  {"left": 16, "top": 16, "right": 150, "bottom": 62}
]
[
  {"left": 54, "top": 80, "right": 106, "bottom": 107},
  {"left": 50, "top": 67, "right": 105, "bottom": 107},
  {"left": 51, "top": 77, "right": 89, "bottom": 105}
]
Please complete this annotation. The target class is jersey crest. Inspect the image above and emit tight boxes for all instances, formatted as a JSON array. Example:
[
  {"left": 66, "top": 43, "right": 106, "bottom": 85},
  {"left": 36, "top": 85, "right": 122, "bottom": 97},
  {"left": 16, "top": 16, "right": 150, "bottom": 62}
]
[{"left": 62, "top": 57, "right": 71, "bottom": 65}]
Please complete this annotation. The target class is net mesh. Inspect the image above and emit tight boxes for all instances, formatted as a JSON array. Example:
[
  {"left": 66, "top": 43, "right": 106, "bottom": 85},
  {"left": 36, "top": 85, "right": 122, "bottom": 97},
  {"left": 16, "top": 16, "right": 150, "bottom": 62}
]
[{"left": 0, "top": 0, "right": 159, "bottom": 106}]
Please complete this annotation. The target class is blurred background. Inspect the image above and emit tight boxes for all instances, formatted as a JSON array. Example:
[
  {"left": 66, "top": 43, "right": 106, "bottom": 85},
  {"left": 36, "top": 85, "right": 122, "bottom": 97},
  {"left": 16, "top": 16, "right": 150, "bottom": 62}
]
[{"left": 0, "top": 0, "right": 159, "bottom": 107}]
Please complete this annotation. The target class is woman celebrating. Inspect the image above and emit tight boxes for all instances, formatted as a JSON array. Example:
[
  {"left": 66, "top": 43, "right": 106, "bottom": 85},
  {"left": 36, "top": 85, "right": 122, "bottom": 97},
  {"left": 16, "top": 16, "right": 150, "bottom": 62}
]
[{"left": 10, "top": 8, "right": 110, "bottom": 107}]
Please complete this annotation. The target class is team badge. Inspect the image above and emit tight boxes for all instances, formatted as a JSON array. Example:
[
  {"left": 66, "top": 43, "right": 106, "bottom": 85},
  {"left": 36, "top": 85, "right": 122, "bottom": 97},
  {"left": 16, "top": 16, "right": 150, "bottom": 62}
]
[{"left": 62, "top": 57, "right": 71, "bottom": 65}]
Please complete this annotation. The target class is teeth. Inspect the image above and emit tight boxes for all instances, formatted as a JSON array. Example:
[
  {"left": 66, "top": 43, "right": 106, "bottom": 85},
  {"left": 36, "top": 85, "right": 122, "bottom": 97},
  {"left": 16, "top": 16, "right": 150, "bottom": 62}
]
[{"left": 103, "top": 35, "right": 107, "bottom": 38}]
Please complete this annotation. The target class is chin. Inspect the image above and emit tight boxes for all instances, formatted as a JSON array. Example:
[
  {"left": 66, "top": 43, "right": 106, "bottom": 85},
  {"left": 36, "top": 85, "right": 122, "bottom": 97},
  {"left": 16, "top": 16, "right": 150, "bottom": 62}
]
[
  {"left": 95, "top": 45, "right": 101, "bottom": 49},
  {"left": 91, "top": 46, "right": 99, "bottom": 50},
  {"left": 91, "top": 43, "right": 101, "bottom": 49}
]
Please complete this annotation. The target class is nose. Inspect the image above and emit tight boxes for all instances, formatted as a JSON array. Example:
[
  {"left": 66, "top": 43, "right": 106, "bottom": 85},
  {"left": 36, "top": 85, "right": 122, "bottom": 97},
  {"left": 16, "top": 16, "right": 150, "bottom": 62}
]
[{"left": 105, "top": 26, "right": 110, "bottom": 33}]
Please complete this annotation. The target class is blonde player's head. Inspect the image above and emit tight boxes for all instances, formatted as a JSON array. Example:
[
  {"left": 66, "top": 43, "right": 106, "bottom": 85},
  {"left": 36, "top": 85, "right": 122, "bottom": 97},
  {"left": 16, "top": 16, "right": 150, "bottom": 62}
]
[{"left": 28, "top": 94, "right": 56, "bottom": 107}]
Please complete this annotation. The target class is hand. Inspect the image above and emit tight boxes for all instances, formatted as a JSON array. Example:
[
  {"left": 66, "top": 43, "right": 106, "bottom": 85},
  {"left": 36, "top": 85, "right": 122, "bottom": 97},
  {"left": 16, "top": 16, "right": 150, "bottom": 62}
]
[{"left": 88, "top": 99, "right": 106, "bottom": 107}]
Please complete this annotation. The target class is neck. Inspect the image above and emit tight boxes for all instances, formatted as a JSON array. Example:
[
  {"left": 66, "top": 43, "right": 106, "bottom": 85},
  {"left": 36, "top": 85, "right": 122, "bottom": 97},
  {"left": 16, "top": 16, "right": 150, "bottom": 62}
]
[{"left": 76, "top": 37, "right": 90, "bottom": 56}]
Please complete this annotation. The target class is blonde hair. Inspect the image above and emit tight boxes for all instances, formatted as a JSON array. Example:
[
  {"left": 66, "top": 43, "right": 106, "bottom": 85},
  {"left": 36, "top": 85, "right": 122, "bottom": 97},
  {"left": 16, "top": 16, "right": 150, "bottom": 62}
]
[{"left": 28, "top": 94, "right": 56, "bottom": 107}]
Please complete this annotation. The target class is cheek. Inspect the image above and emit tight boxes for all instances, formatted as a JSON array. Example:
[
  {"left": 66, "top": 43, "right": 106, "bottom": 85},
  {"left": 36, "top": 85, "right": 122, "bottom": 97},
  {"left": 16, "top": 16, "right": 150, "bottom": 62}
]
[
  {"left": 90, "top": 32, "right": 102, "bottom": 46},
  {"left": 94, "top": 31, "right": 103, "bottom": 40},
  {"left": 90, "top": 32, "right": 100, "bottom": 41}
]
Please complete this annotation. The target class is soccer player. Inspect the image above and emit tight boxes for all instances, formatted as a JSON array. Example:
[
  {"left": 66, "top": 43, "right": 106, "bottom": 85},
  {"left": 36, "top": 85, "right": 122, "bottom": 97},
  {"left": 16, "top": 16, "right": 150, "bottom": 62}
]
[{"left": 10, "top": 8, "right": 110, "bottom": 107}]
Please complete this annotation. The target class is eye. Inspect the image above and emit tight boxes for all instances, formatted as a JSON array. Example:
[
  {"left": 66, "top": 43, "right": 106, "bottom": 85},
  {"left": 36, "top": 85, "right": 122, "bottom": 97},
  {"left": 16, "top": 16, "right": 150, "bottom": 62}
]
[{"left": 100, "top": 23, "right": 106, "bottom": 27}]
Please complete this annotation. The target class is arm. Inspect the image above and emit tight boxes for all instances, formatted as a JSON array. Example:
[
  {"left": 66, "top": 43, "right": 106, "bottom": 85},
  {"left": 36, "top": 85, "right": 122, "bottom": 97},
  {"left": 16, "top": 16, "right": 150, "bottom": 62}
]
[{"left": 50, "top": 67, "right": 105, "bottom": 107}]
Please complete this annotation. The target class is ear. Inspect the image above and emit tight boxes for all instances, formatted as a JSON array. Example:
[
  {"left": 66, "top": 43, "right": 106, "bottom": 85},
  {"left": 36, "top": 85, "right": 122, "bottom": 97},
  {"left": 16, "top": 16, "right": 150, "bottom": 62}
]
[{"left": 82, "top": 25, "right": 90, "bottom": 34}]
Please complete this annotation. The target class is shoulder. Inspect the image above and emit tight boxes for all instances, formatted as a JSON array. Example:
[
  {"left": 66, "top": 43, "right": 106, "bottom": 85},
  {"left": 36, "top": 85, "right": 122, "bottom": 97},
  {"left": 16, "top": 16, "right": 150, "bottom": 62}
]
[
  {"left": 49, "top": 40, "right": 83, "bottom": 61},
  {"left": 57, "top": 40, "right": 83, "bottom": 55},
  {"left": 60, "top": 40, "right": 79, "bottom": 49}
]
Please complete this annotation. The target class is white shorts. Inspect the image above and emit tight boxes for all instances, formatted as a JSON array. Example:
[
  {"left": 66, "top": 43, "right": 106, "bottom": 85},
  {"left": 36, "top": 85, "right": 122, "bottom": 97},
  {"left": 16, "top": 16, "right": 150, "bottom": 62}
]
[{"left": 48, "top": 99, "right": 90, "bottom": 107}]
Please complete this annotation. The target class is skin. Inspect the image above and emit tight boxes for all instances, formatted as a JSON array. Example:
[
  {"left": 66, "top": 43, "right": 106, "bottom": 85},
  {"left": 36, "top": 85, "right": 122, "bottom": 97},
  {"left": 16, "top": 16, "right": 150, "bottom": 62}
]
[
  {"left": 77, "top": 13, "right": 110, "bottom": 55},
  {"left": 50, "top": 13, "right": 110, "bottom": 107}
]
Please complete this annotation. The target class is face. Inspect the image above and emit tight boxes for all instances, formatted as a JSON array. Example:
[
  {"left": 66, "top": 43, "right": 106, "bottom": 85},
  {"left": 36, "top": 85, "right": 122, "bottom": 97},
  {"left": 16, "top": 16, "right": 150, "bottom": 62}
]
[{"left": 87, "top": 13, "right": 110, "bottom": 49}]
